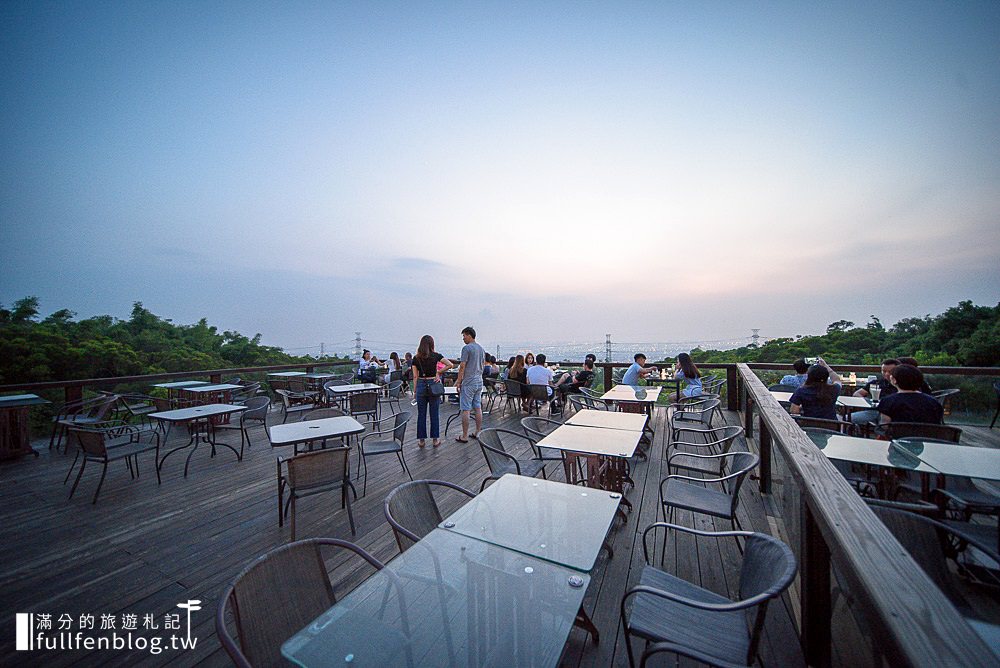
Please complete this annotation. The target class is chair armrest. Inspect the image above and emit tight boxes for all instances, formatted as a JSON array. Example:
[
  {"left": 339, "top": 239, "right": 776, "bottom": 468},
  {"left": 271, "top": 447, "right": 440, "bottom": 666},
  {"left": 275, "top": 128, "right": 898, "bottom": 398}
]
[
  {"left": 622, "top": 583, "right": 751, "bottom": 613},
  {"left": 641, "top": 521, "right": 752, "bottom": 563}
]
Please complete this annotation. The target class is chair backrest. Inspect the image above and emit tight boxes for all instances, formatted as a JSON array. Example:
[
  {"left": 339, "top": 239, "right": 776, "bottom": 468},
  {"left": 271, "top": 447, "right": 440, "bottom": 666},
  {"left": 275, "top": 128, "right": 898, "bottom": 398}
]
[
  {"left": 224, "top": 376, "right": 242, "bottom": 385},
  {"left": 71, "top": 428, "right": 108, "bottom": 457},
  {"left": 275, "top": 389, "right": 295, "bottom": 409},
  {"left": 737, "top": 533, "right": 798, "bottom": 661},
  {"left": 391, "top": 411, "right": 410, "bottom": 443},
  {"left": 580, "top": 387, "right": 602, "bottom": 399},
  {"left": 768, "top": 383, "right": 798, "bottom": 393},
  {"left": 269, "top": 379, "right": 289, "bottom": 395},
  {"left": 527, "top": 384, "right": 550, "bottom": 401},
  {"left": 570, "top": 394, "right": 606, "bottom": 412},
  {"left": 478, "top": 428, "right": 518, "bottom": 474},
  {"left": 385, "top": 380, "right": 404, "bottom": 399},
  {"left": 722, "top": 451, "right": 760, "bottom": 514},
  {"left": 286, "top": 447, "right": 351, "bottom": 489},
  {"left": 520, "top": 417, "right": 562, "bottom": 459},
  {"left": 389, "top": 370, "right": 403, "bottom": 383},
  {"left": 339, "top": 372, "right": 355, "bottom": 382},
  {"left": 242, "top": 396, "right": 270, "bottom": 420},
  {"left": 303, "top": 407, "right": 346, "bottom": 420},
  {"left": 793, "top": 415, "right": 853, "bottom": 435},
  {"left": 217, "top": 538, "right": 383, "bottom": 668},
  {"left": 384, "top": 479, "right": 475, "bottom": 552},
  {"left": 89, "top": 395, "right": 120, "bottom": 421},
  {"left": 288, "top": 378, "right": 308, "bottom": 393},
  {"left": 674, "top": 398, "right": 720, "bottom": 425},
  {"left": 349, "top": 390, "right": 379, "bottom": 416},
  {"left": 616, "top": 400, "right": 646, "bottom": 414},
  {"left": 504, "top": 381, "right": 524, "bottom": 398},
  {"left": 883, "top": 422, "right": 961, "bottom": 442}
]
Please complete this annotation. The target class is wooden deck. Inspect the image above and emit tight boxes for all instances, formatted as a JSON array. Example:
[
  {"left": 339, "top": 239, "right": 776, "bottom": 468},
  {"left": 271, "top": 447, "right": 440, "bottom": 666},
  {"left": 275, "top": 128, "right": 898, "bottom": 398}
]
[{"left": 13, "top": 397, "right": 999, "bottom": 666}]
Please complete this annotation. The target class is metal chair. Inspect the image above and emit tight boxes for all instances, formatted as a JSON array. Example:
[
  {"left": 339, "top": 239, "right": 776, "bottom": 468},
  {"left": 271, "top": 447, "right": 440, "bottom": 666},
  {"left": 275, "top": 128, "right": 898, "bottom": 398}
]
[
  {"left": 275, "top": 389, "right": 317, "bottom": 423},
  {"left": 213, "top": 396, "right": 270, "bottom": 458},
  {"left": 348, "top": 389, "right": 380, "bottom": 427},
  {"left": 500, "top": 380, "right": 525, "bottom": 415},
  {"left": 520, "top": 416, "right": 570, "bottom": 473},
  {"left": 231, "top": 382, "right": 262, "bottom": 404},
  {"left": 525, "top": 383, "right": 554, "bottom": 416},
  {"left": 378, "top": 380, "right": 405, "bottom": 415},
  {"left": 476, "top": 428, "right": 547, "bottom": 491},
  {"left": 51, "top": 394, "right": 120, "bottom": 452},
  {"left": 569, "top": 394, "right": 608, "bottom": 412},
  {"left": 792, "top": 415, "right": 855, "bottom": 436},
  {"left": 767, "top": 383, "right": 798, "bottom": 393},
  {"left": 277, "top": 446, "right": 358, "bottom": 538},
  {"left": 666, "top": 425, "right": 745, "bottom": 476},
  {"left": 384, "top": 479, "right": 476, "bottom": 552},
  {"left": 621, "top": 523, "right": 797, "bottom": 668},
  {"left": 659, "top": 451, "right": 759, "bottom": 531},
  {"left": 216, "top": 538, "right": 386, "bottom": 668},
  {"left": 357, "top": 411, "right": 412, "bottom": 496},
  {"left": 67, "top": 425, "right": 161, "bottom": 504},
  {"left": 669, "top": 398, "right": 720, "bottom": 441}
]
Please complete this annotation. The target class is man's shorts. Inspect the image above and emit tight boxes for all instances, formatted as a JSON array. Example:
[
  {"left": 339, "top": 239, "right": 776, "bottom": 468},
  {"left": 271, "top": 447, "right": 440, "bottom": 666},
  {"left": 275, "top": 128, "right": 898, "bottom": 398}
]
[{"left": 460, "top": 381, "right": 483, "bottom": 411}]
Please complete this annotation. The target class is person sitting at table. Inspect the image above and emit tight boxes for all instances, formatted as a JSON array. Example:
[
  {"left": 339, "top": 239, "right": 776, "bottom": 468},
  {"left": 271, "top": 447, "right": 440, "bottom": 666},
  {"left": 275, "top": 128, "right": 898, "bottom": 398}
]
[
  {"left": 482, "top": 354, "right": 500, "bottom": 380},
  {"left": 526, "top": 353, "right": 556, "bottom": 412},
  {"left": 622, "top": 353, "right": 656, "bottom": 387},
  {"left": 779, "top": 359, "right": 810, "bottom": 389},
  {"left": 500, "top": 356, "right": 516, "bottom": 380},
  {"left": 877, "top": 364, "right": 943, "bottom": 425},
  {"left": 667, "top": 352, "right": 704, "bottom": 402},
  {"left": 556, "top": 358, "right": 596, "bottom": 398},
  {"left": 851, "top": 358, "right": 899, "bottom": 427},
  {"left": 524, "top": 352, "right": 536, "bottom": 368},
  {"left": 384, "top": 352, "right": 402, "bottom": 384},
  {"left": 358, "top": 349, "right": 378, "bottom": 383},
  {"left": 897, "top": 357, "right": 934, "bottom": 393},
  {"left": 789, "top": 359, "right": 843, "bottom": 420}
]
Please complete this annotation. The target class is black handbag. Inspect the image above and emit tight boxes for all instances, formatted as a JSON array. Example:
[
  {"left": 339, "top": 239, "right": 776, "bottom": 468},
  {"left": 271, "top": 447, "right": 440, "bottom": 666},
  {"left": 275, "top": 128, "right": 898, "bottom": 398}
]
[{"left": 428, "top": 379, "right": 445, "bottom": 396}]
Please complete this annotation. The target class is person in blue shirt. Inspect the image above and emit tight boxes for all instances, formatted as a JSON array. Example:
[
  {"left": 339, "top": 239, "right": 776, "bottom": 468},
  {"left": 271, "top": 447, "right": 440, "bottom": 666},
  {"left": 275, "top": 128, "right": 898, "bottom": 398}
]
[
  {"left": 621, "top": 353, "right": 656, "bottom": 386},
  {"left": 780, "top": 359, "right": 810, "bottom": 388}
]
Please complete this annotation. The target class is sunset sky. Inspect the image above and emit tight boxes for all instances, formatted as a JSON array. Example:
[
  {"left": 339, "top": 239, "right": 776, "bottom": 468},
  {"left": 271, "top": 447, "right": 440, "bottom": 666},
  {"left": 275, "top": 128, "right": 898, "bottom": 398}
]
[{"left": 2, "top": 1, "right": 998, "bottom": 354}]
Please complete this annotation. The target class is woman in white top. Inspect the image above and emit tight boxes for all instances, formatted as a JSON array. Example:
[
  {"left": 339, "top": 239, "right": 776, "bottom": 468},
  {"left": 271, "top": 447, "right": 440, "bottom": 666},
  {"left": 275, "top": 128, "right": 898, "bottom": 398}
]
[{"left": 384, "top": 352, "right": 402, "bottom": 384}]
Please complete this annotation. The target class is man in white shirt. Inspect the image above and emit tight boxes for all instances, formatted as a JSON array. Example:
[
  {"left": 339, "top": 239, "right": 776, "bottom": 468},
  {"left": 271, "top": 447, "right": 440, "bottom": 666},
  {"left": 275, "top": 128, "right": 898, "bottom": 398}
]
[{"left": 526, "top": 353, "right": 555, "bottom": 402}]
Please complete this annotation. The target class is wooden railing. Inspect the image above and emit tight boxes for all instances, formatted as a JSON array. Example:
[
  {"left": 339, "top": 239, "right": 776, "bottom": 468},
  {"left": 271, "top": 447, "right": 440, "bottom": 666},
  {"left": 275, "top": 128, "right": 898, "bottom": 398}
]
[{"left": 734, "top": 363, "right": 994, "bottom": 666}]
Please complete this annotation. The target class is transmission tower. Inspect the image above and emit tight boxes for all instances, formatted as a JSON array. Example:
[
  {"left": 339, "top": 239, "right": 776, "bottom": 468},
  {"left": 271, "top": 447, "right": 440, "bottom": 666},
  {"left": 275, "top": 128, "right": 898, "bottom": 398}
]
[
  {"left": 751, "top": 329, "right": 761, "bottom": 348},
  {"left": 496, "top": 345, "right": 500, "bottom": 361},
  {"left": 605, "top": 334, "right": 612, "bottom": 363},
  {"left": 354, "top": 332, "right": 362, "bottom": 359},
  {"left": 320, "top": 342, "right": 325, "bottom": 358}
]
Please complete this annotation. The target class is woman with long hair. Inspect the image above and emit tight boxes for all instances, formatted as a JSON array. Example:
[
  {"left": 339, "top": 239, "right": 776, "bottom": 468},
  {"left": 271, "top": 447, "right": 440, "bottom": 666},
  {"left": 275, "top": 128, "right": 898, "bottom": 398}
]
[
  {"left": 507, "top": 354, "right": 529, "bottom": 409},
  {"left": 384, "top": 351, "right": 402, "bottom": 384},
  {"left": 789, "top": 358, "right": 842, "bottom": 420},
  {"left": 411, "top": 335, "right": 454, "bottom": 447},
  {"left": 524, "top": 352, "right": 535, "bottom": 368},
  {"left": 670, "top": 352, "right": 704, "bottom": 402}
]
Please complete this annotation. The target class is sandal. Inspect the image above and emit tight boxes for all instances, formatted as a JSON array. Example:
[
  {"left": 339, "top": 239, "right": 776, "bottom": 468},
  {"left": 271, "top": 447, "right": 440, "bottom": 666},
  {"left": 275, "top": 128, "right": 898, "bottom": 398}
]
[
  {"left": 432, "top": 440, "right": 441, "bottom": 447},
  {"left": 454, "top": 436, "right": 469, "bottom": 443},
  {"left": 418, "top": 440, "right": 426, "bottom": 448},
  {"left": 469, "top": 433, "right": 479, "bottom": 440}
]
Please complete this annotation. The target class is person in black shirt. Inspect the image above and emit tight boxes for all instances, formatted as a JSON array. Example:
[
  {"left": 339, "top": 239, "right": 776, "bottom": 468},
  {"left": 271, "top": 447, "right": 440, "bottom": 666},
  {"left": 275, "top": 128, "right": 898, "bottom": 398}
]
[
  {"left": 411, "top": 335, "right": 454, "bottom": 448},
  {"left": 851, "top": 358, "right": 899, "bottom": 428},
  {"left": 878, "top": 364, "right": 943, "bottom": 425},
  {"left": 789, "top": 360, "right": 843, "bottom": 421},
  {"left": 897, "top": 357, "right": 934, "bottom": 394},
  {"left": 555, "top": 359, "right": 596, "bottom": 401}
]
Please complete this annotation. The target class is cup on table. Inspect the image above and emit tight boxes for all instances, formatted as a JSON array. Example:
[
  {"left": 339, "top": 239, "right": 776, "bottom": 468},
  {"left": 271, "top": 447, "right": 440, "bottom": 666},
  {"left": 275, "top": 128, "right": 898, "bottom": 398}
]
[{"left": 870, "top": 387, "right": 881, "bottom": 402}]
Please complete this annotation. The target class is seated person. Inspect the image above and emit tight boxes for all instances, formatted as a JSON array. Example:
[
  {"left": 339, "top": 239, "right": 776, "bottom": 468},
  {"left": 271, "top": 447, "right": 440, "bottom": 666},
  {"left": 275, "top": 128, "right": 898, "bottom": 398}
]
[
  {"left": 670, "top": 352, "right": 703, "bottom": 402},
  {"left": 556, "top": 359, "right": 596, "bottom": 397},
  {"left": 526, "top": 353, "right": 555, "bottom": 399},
  {"left": 358, "top": 349, "right": 378, "bottom": 383},
  {"left": 897, "top": 356, "right": 933, "bottom": 393},
  {"left": 789, "top": 359, "right": 843, "bottom": 420},
  {"left": 779, "top": 359, "right": 810, "bottom": 388},
  {"left": 878, "top": 364, "right": 943, "bottom": 425},
  {"left": 500, "top": 356, "right": 516, "bottom": 380},
  {"left": 482, "top": 354, "right": 500, "bottom": 380},
  {"left": 622, "top": 353, "right": 656, "bottom": 386},
  {"left": 850, "top": 358, "right": 899, "bottom": 427}
]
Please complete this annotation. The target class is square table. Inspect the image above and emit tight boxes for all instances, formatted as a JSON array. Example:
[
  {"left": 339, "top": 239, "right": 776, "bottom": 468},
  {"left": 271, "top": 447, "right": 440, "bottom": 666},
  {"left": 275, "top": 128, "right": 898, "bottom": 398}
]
[
  {"left": 600, "top": 385, "right": 662, "bottom": 403},
  {"left": 281, "top": 528, "right": 589, "bottom": 668},
  {"left": 0, "top": 393, "right": 50, "bottom": 459},
  {"left": 565, "top": 409, "right": 647, "bottom": 432},
  {"left": 268, "top": 416, "right": 365, "bottom": 453},
  {"left": 267, "top": 371, "right": 308, "bottom": 377},
  {"left": 890, "top": 439, "right": 1000, "bottom": 483},
  {"left": 440, "top": 474, "right": 620, "bottom": 572},
  {"left": 152, "top": 380, "right": 209, "bottom": 406},
  {"left": 149, "top": 404, "right": 247, "bottom": 476},
  {"left": 180, "top": 384, "right": 245, "bottom": 415},
  {"left": 806, "top": 430, "right": 938, "bottom": 498}
]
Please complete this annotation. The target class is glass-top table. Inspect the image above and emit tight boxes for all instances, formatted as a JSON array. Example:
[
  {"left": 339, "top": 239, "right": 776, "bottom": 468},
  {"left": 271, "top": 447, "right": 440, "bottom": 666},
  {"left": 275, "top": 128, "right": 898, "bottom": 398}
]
[
  {"left": 440, "top": 474, "right": 619, "bottom": 572},
  {"left": 281, "top": 528, "right": 589, "bottom": 668},
  {"left": 0, "top": 393, "right": 51, "bottom": 407},
  {"left": 806, "top": 431, "right": 937, "bottom": 472},
  {"left": 268, "top": 371, "right": 308, "bottom": 377},
  {"left": 891, "top": 439, "right": 1000, "bottom": 482},
  {"left": 772, "top": 391, "right": 872, "bottom": 410}
]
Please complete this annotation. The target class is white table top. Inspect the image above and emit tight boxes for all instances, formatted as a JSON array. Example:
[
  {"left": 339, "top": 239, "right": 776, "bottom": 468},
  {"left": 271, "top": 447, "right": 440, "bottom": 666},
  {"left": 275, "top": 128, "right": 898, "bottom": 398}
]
[
  {"left": 601, "top": 385, "right": 662, "bottom": 403},
  {"left": 443, "top": 386, "right": 486, "bottom": 395},
  {"left": 268, "top": 416, "right": 365, "bottom": 446},
  {"left": 565, "top": 409, "right": 647, "bottom": 432},
  {"left": 537, "top": 424, "right": 641, "bottom": 458},
  {"left": 268, "top": 371, "right": 308, "bottom": 377},
  {"left": 149, "top": 404, "right": 247, "bottom": 422},
  {"left": 328, "top": 383, "right": 381, "bottom": 393},
  {"left": 152, "top": 380, "right": 209, "bottom": 389},
  {"left": 182, "top": 383, "right": 244, "bottom": 393}
]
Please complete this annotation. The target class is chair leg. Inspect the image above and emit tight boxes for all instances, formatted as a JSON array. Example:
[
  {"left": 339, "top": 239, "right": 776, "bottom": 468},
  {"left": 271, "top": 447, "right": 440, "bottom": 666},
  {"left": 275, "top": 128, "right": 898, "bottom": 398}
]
[
  {"left": 623, "top": 619, "right": 637, "bottom": 668},
  {"left": 69, "top": 457, "right": 87, "bottom": 499},
  {"left": 480, "top": 477, "right": 490, "bottom": 492},
  {"left": 64, "top": 450, "right": 81, "bottom": 484},
  {"left": 278, "top": 477, "right": 285, "bottom": 527},
  {"left": 398, "top": 451, "right": 412, "bottom": 481},
  {"left": 290, "top": 496, "right": 297, "bottom": 540},
  {"left": 92, "top": 462, "right": 109, "bottom": 504},
  {"left": 344, "top": 484, "right": 356, "bottom": 536}
]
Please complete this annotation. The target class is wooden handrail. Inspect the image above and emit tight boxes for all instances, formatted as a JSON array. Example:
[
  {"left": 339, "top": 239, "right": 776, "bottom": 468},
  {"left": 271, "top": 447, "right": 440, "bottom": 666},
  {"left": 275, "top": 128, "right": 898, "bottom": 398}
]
[{"left": 736, "top": 363, "right": 993, "bottom": 666}]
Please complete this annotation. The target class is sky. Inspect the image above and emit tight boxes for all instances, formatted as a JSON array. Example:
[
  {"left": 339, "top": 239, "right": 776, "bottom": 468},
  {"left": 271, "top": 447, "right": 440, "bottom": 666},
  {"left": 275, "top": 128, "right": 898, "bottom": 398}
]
[{"left": 2, "top": 1, "right": 999, "bottom": 356}]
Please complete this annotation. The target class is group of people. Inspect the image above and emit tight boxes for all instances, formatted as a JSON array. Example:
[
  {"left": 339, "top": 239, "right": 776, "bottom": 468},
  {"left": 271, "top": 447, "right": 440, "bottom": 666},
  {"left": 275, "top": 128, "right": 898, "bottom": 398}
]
[
  {"left": 621, "top": 351, "right": 704, "bottom": 402},
  {"left": 783, "top": 356, "right": 943, "bottom": 427}
]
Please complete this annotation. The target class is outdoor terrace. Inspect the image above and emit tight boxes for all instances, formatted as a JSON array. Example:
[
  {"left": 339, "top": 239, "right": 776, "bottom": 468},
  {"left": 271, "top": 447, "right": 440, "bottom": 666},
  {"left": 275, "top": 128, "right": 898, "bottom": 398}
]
[{"left": 1, "top": 363, "right": 998, "bottom": 667}]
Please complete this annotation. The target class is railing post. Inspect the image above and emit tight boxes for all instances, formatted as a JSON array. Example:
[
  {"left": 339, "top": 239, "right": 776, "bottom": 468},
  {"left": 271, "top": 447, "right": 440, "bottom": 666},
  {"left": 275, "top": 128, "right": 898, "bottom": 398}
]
[
  {"left": 758, "top": 417, "right": 772, "bottom": 494},
  {"left": 210, "top": 373, "right": 222, "bottom": 384},
  {"left": 602, "top": 363, "right": 612, "bottom": 392},
  {"left": 743, "top": 394, "right": 754, "bottom": 438},
  {"left": 726, "top": 365, "right": 738, "bottom": 411},
  {"left": 801, "top": 502, "right": 832, "bottom": 668},
  {"left": 65, "top": 386, "right": 83, "bottom": 405}
]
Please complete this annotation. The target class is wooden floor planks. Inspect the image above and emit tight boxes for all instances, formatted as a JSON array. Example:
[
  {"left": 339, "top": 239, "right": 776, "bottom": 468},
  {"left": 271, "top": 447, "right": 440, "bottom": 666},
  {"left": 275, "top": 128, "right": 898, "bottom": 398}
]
[{"left": 0, "top": 397, "right": 813, "bottom": 667}]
